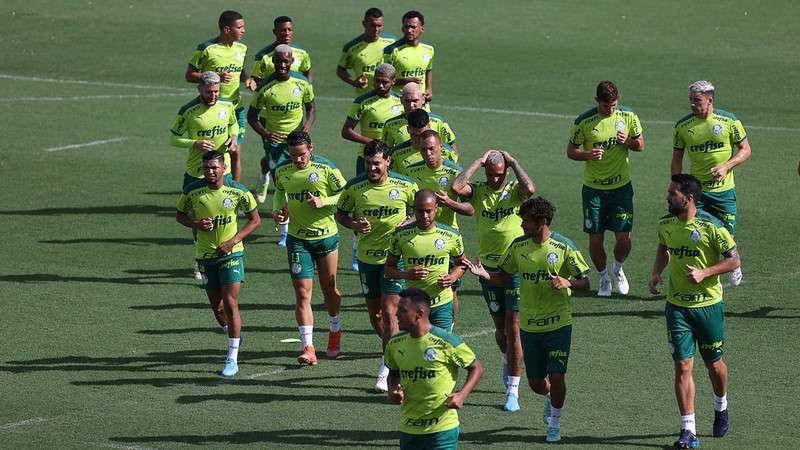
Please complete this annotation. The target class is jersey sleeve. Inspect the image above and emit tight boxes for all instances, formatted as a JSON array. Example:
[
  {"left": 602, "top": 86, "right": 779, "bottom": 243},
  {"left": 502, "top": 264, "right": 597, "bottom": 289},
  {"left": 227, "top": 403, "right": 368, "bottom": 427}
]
[
  {"left": 388, "top": 232, "right": 401, "bottom": 258},
  {"left": 337, "top": 186, "right": 354, "bottom": 212},
  {"left": 499, "top": 246, "right": 517, "bottom": 275},
  {"left": 251, "top": 57, "right": 265, "bottom": 80},
  {"left": 170, "top": 112, "right": 187, "bottom": 136},
  {"left": 569, "top": 122, "right": 584, "bottom": 146},
  {"left": 347, "top": 100, "right": 363, "bottom": 122},
  {"left": 450, "top": 234, "right": 464, "bottom": 258},
  {"left": 176, "top": 193, "right": 192, "bottom": 214},
  {"left": 405, "top": 183, "right": 419, "bottom": 209},
  {"left": 657, "top": 223, "right": 668, "bottom": 246},
  {"left": 730, "top": 119, "right": 747, "bottom": 144},
  {"left": 300, "top": 52, "right": 312, "bottom": 72},
  {"left": 673, "top": 127, "right": 685, "bottom": 150},
  {"left": 304, "top": 82, "right": 315, "bottom": 104},
  {"left": 249, "top": 88, "right": 264, "bottom": 111},
  {"left": 628, "top": 112, "right": 643, "bottom": 138},
  {"left": 564, "top": 246, "right": 590, "bottom": 278},
  {"left": 228, "top": 105, "right": 240, "bottom": 136},
  {"left": 448, "top": 342, "right": 476, "bottom": 368},
  {"left": 712, "top": 224, "right": 737, "bottom": 256},
  {"left": 439, "top": 121, "right": 456, "bottom": 144},
  {"left": 382, "top": 47, "right": 394, "bottom": 65},
  {"left": 384, "top": 342, "right": 399, "bottom": 370},
  {"left": 426, "top": 47, "right": 434, "bottom": 70},
  {"left": 238, "top": 191, "right": 258, "bottom": 213},
  {"left": 188, "top": 49, "right": 204, "bottom": 70},
  {"left": 327, "top": 167, "right": 346, "bottom": 195}
]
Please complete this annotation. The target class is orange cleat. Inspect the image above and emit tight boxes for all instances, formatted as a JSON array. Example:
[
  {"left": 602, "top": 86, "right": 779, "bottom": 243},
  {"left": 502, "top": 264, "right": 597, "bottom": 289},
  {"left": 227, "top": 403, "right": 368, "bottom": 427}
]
[
  {"left": 326, "top": 331, "right": 342, "bottom": 358},
  {"left": 297, "top": 345, "right": 317, "bottom": 366}
]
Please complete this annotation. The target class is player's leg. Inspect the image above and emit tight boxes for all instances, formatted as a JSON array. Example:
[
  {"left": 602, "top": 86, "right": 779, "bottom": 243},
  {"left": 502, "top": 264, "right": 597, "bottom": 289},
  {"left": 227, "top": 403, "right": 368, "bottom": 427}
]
[
  {"left": 184, "top": 174, "right": 204, "bottom": 279},
  {"left": 428, "top": 301, "right": 454, "bottom": 330},
  {"left": 696, "top": 302, "right": 729, "bottom": 438},
  {"left": 381, "top": 293, "right": 400, "bottom": 349},
  {"left": 521, "top": 329, "right": 552, "bottom": 427},
  {"left": 666, "top": 303, "right": 701, "bottom": 448},
  {"left": 583, "top": 186, "right": 610, "bottom": 296},
  {"left": 504, "top": 282, "right": 523, "bottom": 412},
  {"left": 542, "top": 325, "right": 571, "bottom": 442},
  {"left": 314, "top": 238, "right": 343, "bottom": 359},
  {"left": 220, "top": 280, "right": 242, "bottom": 376},
  {"left": 229, "top": 148, "right": 242, "bottom": 181},
  {"left": 449, "top": 257, "right": 462, "bottom": 331},
  {"left": 350, "top": 156, "right": 366, "bottom": 271},
  {"left": 288, "top": 236, "right": 317, "bottom": 365},
  {"left": 609, "top": 183, "right": 633, "bottom": 295}
]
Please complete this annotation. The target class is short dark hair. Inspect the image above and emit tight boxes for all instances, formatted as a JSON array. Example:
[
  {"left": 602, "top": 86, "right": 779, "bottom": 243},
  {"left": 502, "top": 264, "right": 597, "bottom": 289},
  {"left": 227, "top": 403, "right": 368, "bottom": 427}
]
[
  {"left": 364, "top": 8, "right": 383, "bottom": 20},
  {"left": 218, "top": 11, "right": 243, "bottom": 30},
  {"left": 407, "top": 109, "right": 430, "bottom": 129},
  {"left": 418, "top": 129, "right": 441, "bottom": 144},
  {"left": 363, "top": 140, "right": 390, "bottom": 159},
  {"left": 671, "top": 173, "right": 703, "bottom": 201},
  {"left": 274, "top": 16, "right": 292, "bottom": 28},
  {"left": 414, "top": 189, "right": 437, "bottom": 205},
  {"left": 287, "top": 130, "right": 312, "bottom": 147},
  {"left": 402, "top": 10, "right": 425, "bottom": 25},
  {"left": 202, "top": 151, "right": 225, "bottom": 163},
  {"left": 596, "top": 80, "right": 619, "bottom": 103},
  {"left": 399, "top": 288, "right": 430, "bottom": 310},
  {"left": 519, "top": 196, "right": 556, "bottom": 225}
]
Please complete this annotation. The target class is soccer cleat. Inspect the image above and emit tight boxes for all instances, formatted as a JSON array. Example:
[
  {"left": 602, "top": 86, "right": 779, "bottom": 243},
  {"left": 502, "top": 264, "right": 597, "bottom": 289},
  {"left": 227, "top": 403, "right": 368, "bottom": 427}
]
[
  {"left": 326, "top": 330, "right": 341, "bottom": 358},
  {"left": 543, "top": 395, "right": 552, "bottom": 424},
  {"left": 256, "top": 173, "right": 270, "bottom": 203},
  {"left": 375, "top": 373, "right": 388, "bottom": 393},
  {"left": 297, "top": 345, "right": 317, "bottom": 365},
  {"left": 673, "top": 429, "right": 700, "bottom": 448},
  {"left": 713, "top": 409, "right": 729, "bottom": 437},
  {"left": 351, "top": 245, "right": 359, "bottom": 272},
  {"left": 278, "top": 231, "right": 287, "bottom": 247},
  {"left": 221, "top": 358, "right": 238, "bottom": 377},
  {"left": 503, "top": 393, "right": 520, "bottom": 412},
  {"left": 192, "top": 263, "right": 203, "bottom": 281},
  {"left": 597, "top": 275, "right": 612, "bottom": 297},
  {"left": 545, "top": 426, "right": 561, "bottom": 443},
  {"left": 729, "top": 267, "right": 742, "bottom": 286},
  {"left": 612, "top": 267, "right": 630, "bottom": 295}
]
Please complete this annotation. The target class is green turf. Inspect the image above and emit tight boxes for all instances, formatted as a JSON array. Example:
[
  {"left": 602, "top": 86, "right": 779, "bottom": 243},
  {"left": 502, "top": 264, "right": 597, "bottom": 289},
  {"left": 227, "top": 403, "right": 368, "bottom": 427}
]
[{"left": 2, "top": 0, "right": 799, "bottom": 448}]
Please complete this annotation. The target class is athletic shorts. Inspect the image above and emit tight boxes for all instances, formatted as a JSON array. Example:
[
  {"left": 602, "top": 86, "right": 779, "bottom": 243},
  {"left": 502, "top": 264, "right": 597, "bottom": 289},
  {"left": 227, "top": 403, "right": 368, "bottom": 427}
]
[
  {"left": 582, "top": 182, "right": 634, "bottom": 233},
  {"left": 665, "top": 301, "right": 725, "bottom": 362},
  {"left": 697, "top": 188, "right": 737, "bottom": 235},
  {"left": 263, "top": 141, "right": 289, "bottom": 171},
  {"left": 197, "top": 253, "right": 245, "bottom": 290},
  {"left": 479, "top": 266, "right": 520, "bottom": 315},
  {"left": 235, "top": 107, "right": 246, "bottom": 145},
  {"left": 400, "top": 426, "right": 459, "bottom": 450},
  {"left": 429, "top": 301, "right": 454, "bottom": 331},
  {"left": 355, "top": 156, "right": 366, "bottom": 176},
  {"left": 358, "top": 260, "right": 404, "bottom": 299},
  {"left": 183, "top": 172, "right": 233, "bottom": 190},
  {"left": 521, "top": 325, "right": 572, "bottom": 380},
  {"left": 286, "top": 234, "right": 340, "bottom": 279}
]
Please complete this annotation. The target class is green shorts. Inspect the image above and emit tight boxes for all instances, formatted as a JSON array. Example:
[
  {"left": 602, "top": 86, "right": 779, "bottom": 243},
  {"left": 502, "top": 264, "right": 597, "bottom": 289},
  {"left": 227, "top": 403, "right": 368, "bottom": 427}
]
[
  {"left": 697, "top": 188, "right": 737, "bottom": 235},
  {"left": 400, "top": 426, "right": 459, "bottom": 450},
  {"left": 429, "top": 301, "right": 454, "bottom": 330},
  {"left": 479, "top": 266, "right": 520, "bottom": 315},
  {"left": 197, "top": 253, "right": 245, "bottom": 290},
  {"left": 357, "top": 260, "right": 404, "bottom": 299},
  {"left": 286, "top": 234, "right": 340, "bottom": 279},
  {"left": 355, "top": 155, "right": 366, "bottom": 176},
  {"left": 183, "top": 172, "right": 233, "bottom": 190},
  {"left": 582, "top": 182, "right": 634, "bottom": 233},
  {"left": 521, "top": 325, "right": 572, "bottom": 380},
  {"left": 665, "top": 301, "right": 725, "bottom": 362},
  {"left": 235, "top": 107, "right": 246, "bottom": 145}
]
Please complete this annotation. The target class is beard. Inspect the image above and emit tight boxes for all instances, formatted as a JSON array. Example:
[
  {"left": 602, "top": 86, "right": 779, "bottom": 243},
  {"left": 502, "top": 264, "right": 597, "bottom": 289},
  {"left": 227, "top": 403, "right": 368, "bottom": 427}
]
[{"left": 668, "top": 199, "right": 688, "bottom": 215}]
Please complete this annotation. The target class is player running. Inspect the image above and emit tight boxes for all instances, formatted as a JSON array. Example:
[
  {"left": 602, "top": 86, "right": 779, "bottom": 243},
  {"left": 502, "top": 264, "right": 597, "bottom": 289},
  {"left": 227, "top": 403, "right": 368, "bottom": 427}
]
[
  {"left": 388, "top": 109, "right": 458, "bottom": 176},
  {"left": 337, "top": 8, "right": 396, "bottom": 96},
  {"left": 250, "top": 16, "right": 313, "bottom": 83},
  {"left": 383, "top": 10, "right": 434, "bottom": 109}
]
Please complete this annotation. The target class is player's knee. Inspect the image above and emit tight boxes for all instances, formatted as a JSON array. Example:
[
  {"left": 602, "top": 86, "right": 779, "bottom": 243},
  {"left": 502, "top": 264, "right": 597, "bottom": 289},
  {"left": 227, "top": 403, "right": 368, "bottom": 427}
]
[
  {"left": 674, "top": 358, "right": 694, "bottom": 374},
  {"left": 529, "top": 378, "right": 548, "bottom": 394}
]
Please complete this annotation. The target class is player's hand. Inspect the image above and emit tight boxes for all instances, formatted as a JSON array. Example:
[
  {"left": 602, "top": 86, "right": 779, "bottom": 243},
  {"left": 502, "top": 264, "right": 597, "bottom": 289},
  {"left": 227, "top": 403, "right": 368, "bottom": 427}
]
[
  {"left": 388, "top": 387, "right": 404, "bottom": 404},
  {"left": 245, "top": 77, "right": 257, "bottom": 91},
  {"left": 550, "top": 275, "right": 572, "bottom": 290},
  {"left": 195, "top": 217, "right": 214, "bottom": 231},
  {"left": 217, "top": 239, "right": 236, "bottom": 255},
  {"left": 272, "top": 207, "right": 288, "bottom": 224},
  {"left": 423, "top": 90, "right": 432, "bottom": 103},
  {"left": 220, "top": 71, "right": 233, "bottom": 83},
  {"left": 616, "top": 130, "right": 629, "bottom": 148},
  {"left": 193, "top": 140, "right": 215, "bottom": 152},
  {"left": 463, "top": 258, "right": 490, "bottom": 280},
  {"left": 438, "top": 274, "right": 456, "bottom": 288},
  {"left": 226, "top": 137, "right": 240, "bottom": 154},
  {"left": 590, "top": 147, "right": 605, "bottom": 161},
  {"left": 479, "top": 149, "right": 497, "bottom": 166},
  {"left": 686, "top": 264, "right": 707, "bottom": 284},
  {"left": 500, "top": 150, "right": 517, "bottom": 165},
  {"left": 434, "top": 191, "right": 453, "bottom": 208},
  {"left": 406, "top": 266, "right": 429, "bottom": 280},
  {"left": 648, "top": 274, "right": 662, "bottom": 294},
  {"left": 307, "top": 192, "right": 324, "bottom": 209},
  {"left": 268, "top": 132, "right": 285, "bottom": 144},
  {"left": 352, "top": 217, "right": 372, "bottom": 234},
  {"left": 710, "top": 165, "right": 728, "bottom": 181},
  {"left": 446, "top": 391, "right": 466, "bottom": 409},
  {"left": 354, "top": 75, "right": 368, "bottom": 89}
]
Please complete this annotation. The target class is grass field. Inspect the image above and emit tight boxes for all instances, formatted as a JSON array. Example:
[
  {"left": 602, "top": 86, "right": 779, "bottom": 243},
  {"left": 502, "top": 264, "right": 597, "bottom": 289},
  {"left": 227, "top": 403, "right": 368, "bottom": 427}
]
[{"left": 2, "top": 0, "right": 800, "bottom": 448}]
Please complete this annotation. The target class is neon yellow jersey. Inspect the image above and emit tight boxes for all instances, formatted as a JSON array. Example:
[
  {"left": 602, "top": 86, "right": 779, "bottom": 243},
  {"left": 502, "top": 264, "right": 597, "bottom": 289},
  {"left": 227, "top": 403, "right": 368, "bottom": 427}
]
[
  {"left": 382, "top": 112, "right": 456, "bottom": 149},
  {"left": 249, "top": 72, "right": 314, "bottom": 144},
  {"left": 382, "top": 40, "right": 434, "bottom": 94},
  {"left": 337, "top": 172, "right": 418, "bottom": 265},
  {"left": 658, "top": 210, "right": 736, "bottom": 308},
  {"left": 469, "top": 181, "right": 526, "bottom": 264},
  {"left": 405, "top": 160, "right": 464, "bottom": 229},
  {"left": 389, "top": 141, "right": 458, "bottom": 176},
  {"left": 348, "top": 91, "right": 403, "bottom": 156},
  {"left": 569, "top": 105, "right": 643, "bottom": 190},
  {"left": 338, "top": 33, "right": 397, "bottom": 96},
  {"left": 188, "top": 38, "right": 247, "bottom": 108},
  {"left": 251, "top": 43, "right": 311, "bottom": 80},
  {"left": 170, "top": 97, "right": 238, "bottom": 178},
  {"left": 389, "top": 223, "right": 464, "bottom": 307},
  {"left": 384, "top": 327, "right": 476, "bottom": 435},
  {"left": 500, "top": 232, "right": 590, "bottom": 333},
  {"left": 273, "top": 155, "right": 346, "bottom": 240},
  {"left": 673, "top": 109, "right": 746, "bottom": 193},
  {"left": 177, "top": 179, "right": 257, "bottom": 260}
]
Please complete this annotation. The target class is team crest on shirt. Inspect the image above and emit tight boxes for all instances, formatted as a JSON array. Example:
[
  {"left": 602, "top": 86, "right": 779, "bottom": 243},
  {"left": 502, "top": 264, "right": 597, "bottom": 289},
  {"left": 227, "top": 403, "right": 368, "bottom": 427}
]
[
  {"left": 422, "top": 54, "right": 430, "bottom": 63},
  {"left": 615, "top": 120, "right": 626, "bottom": 132},
  {"left": 292, "top": 87, "right": 302, "bottom": 98},
  {"left": 291, "top": 263, "right": 302, "bottom": 275},
  {"left": 391, "top": 105, "right": 401, "bottom": 115},
  {"left": 293, "top": 57, "right": 301, "bottom": 67},
  {"left": 308, "top": 172, "right": 320, "bottom": 184},
  {"left": 546, "top": 252, "right": 559, "bottom": 265},
  {"left": 423, "top": 347, "right": 437, "bottom": 362},
  {"left": 438, "top": 176, "right": 449, "bottom": 188},
  {"left": 388, "top": 188, "right": 400, "bottom": 200},
  {"left": 222, "top": 198, "right": 234, "bottom": 209},
  {"left": 434, "top": 238, "right": 445, "bottom": 250},
  {"left": 234, "top": 52, "right": 243, "bottom": 61},
  {"left": 712, "top": 124, "right": 723, "bottom": 135},
  {"left": 690, "top": 230, "right": 701, "bottom": 242},
  {"left": 499, "top": 189, "right": 511, "bottom": 201},
  {"left": 218, "top": 109, "right": 228, "bottom": 120}
]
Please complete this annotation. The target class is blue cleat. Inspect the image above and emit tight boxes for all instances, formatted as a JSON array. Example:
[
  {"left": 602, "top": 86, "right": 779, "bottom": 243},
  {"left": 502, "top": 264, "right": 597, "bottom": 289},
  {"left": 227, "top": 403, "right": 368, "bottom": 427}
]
[
  {"left": 351, "top": 246, "right": 359, "bottom": 271},
  {"left": 713, "top": 409, "right": 728, "bottom": 437},
  {"left": 673, "top": 429, "right": 700, "bottom": 448},
  {"left": 221, "top": 358, "right": 239, "bottom": 377},
  {"left": 503, "top": 393, "right": 520, "bottom": 412},
  {"left": 278, "top": 233, "right": 287, "bottom": 247},
  {"left": 543, "top": 395, "right": 552, "bottom": 424},
  {"left": 545, "top": 426, "right": 561, "bottom": 443}
]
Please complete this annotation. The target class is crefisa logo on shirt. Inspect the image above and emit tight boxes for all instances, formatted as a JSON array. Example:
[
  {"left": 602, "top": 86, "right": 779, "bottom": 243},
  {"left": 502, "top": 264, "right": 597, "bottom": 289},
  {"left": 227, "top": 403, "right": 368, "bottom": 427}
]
[
  {"left": 222, "top": 198, "right": 234, "bottom": 209},
  {"left": 690, "top": 230, "right": 701, "bottom": 242},
  {"left": 308, "top": 172, "right": 320, "bottom": 184},
  {"left": 438, "top": 176, "right": 449, "bottom": 188},
  {"left": 434, "top": 238, "right": 445, "bottom": 250},
  {"left": 423, "top": 347, "right": 437, "bottom": 362},
  {"left": 388, "top": 188, "right": 400, "bottom": 200},
  {"left": 712, "top": 124, "right": 723, "bottom": 135}
]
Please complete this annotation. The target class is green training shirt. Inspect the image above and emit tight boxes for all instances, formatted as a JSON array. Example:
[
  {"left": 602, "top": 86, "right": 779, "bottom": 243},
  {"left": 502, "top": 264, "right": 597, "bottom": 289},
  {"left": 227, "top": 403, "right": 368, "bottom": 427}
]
[
  {"left": 251, "top": 43, "right": 311, "bottom": 80},
  {"left": 382, "top": 112, "right": 456, "bottom": 149},
  {"left": 188, "top": 38, "right": 247, "bottom": 108},
  {"left": 469, "top": 181, "right": 526, "bottom": 264},
  {"left": 405, "top": 160, "right": 464, "bottom": 229},
  {"left": 389, "top": 141, "right": 458, "bottom": 176},
  {"left": 249, "top": 72, "right": 314, "bottom": 144},
  {"left": 348, "top": 90, "right": 403, "bottom": 156},
  {"left": 170, "top": 97, "right": 238, "bottom": 178},
  {"left": 382, "top": 40, "right": 434, "bottom": 94},
  {"left": 338, "top": 33, "right": 397, "bottom": 96}
]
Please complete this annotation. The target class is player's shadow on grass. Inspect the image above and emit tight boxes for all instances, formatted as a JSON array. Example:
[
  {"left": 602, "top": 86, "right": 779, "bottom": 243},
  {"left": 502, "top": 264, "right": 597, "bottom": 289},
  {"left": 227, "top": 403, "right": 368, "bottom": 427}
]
[
  {"left": 0, "top": 204, "right": 175, "bottom": 216},
  {"left": 111, "top": 428, "right": 397, "bottom": 447},
  {"left": 136, "top": 325, "right": 376, "bottom": 336},
  {"left": 574, "top": 306, "right": 800, "bottom": 321},
  {"left": 0, "top": 272, "right": 198, "bottom": 287},
  {"left": 40, "top": 237, "right": 192, "bottom": 246}
]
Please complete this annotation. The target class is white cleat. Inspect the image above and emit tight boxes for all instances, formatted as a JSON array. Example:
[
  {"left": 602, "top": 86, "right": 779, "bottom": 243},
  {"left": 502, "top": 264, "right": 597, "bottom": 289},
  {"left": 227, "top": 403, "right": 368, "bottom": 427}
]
[
  {"left": 729, "top": 266, "right": 743, "bottom": 286},
  {"left": 255, "top": 173, "right": 270, "bottom": 203},
  {"left": 192, "top": 263, "right": 203, "bottom": 281},
  {"left": 597, "top": 276, "right": 612, "bottom": 297},
  {"left": 613, "top": 268, "right": 630, "bottom": 295},
  {"left": 375, "top": 373, "right": 388, "bottom": 393}
]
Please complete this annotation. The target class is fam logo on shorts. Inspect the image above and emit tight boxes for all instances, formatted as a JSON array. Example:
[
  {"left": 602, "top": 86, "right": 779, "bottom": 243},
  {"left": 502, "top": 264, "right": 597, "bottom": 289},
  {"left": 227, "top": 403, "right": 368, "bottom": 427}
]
[
  {"left": 291, "top": 262, "right": 302, "bottom": 275},
  {"left": 690, "top": 229, "right": 701, "bottom": 242},
  {"left": 222, "top": 198, "right": 234, "bottom": 209},
  {"left": 434, "top": 238, "right": 445, "bottom": 250},
  {"left": 615, "top": 120, "right": 626, "bottom": 132},
  {"left": 546, "top": 252, "right": 559, "bottom": 266},
  {"left": 308, "top": 172, "right": 320, "bottom": 184},
  {"left": 438, "top": 176, "right": 449, "bottom": 188},
  {"left": 712, "top": 123, "right": 723, "bottom": 135},
  {"left": 218, "top": 109, "right": 228, "bottom": 120},
  {"left": 585, "top": 218, "right": 593, "bottom": 229},
  {"left": 423, "top": 347, "right": 437, "bottom": 362},
  {"left": 292, "top": 87, "right": 302, "bottom": 98},
  {"left": 388, "top": 188, "right": 400, "bottom": 200}
]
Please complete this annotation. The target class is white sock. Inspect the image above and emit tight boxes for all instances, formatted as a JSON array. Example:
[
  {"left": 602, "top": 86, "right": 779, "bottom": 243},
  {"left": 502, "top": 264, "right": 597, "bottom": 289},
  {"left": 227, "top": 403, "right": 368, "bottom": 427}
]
[
  {"left": 506, "top": 376, "right": 520, "bottom": 396},
  {"left": 280, "top": 223, "right": 288, "bottom": 236},
  {"left": 714, "top": 394, "right": 728, "bottom": 412},
  {"left": 378, "top": 358, "right": 390, "bottom": 377},
  {"left": 299, "top": 325, "right": 313, "bottom": 347},
  {"left": 329, "top": 315, "right": 341, "bottom": 333},
  {"left": 599, "top": 268, "right": 609, "bottom": 279},
  {"left": 550, "top": 406, "right": 562, "bottom": 428},
  {"left": 680, "top": 414, "right": 696, "bottom": 433},
  {"left": 612, "top": 259, "right": 624, "bottom": 273},
  {"left": 227, "top": 338, "right": 240, "bottom": 362}
]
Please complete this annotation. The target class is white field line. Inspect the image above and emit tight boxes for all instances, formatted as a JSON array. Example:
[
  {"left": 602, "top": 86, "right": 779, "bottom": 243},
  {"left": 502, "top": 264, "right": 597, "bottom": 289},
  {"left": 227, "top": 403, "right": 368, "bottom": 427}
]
[
  {"left": 45, "top": 137, "right": 129, "bottom": 152},
  {"left": 93, "top": 442, "right": 158, "bottom": 450},
  {"left": 3, "top": 73, "right": 796, "bottom": 132},
  {"left": 246, "top": 367, "right": 287, "bottom": 379},
  {"left": 460, "top": 328, "right": 495, "bottom": 338},
  {"left": 0, "top": 417, "right": 49, "bottom": 430},
  {"left": 0, "top": 93, "right": 187, "bottom": 102}
]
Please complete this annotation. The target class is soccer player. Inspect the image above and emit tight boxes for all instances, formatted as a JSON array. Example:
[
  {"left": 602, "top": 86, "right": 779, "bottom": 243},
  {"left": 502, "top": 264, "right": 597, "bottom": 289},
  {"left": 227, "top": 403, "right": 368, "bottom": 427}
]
[
  {"left": 566, "top": 80, "right": 645, "bottom": 297},
  {"left": 247, "top": 44, "right": 315, "bottom": 246},
  {"left": 385, "top": 288, "right": 484, "bottom": 450},
  {"left": 337, "top": 8, "right": 397, "bottom": 96},
  {"left": 170, "top": 71, "right": 240, "bottom": 279},
  {"left": 185, "top": 10, "right": 256, "bottom": 182},
  {"left": 382, "top": 82, "right": 457, "bottom": 151},
  {"left": 465, "top": 196, "right": 590, "bottom": 443},
  {"left": 336, "top": 140, "right": 418, "bottom": 391},
  {"left": 451, "top": 149, "right": 536, "bottom": 412},
  {"left": 250, "top": 16, "right": 313, "bottom": 83},
  {"left": 672, "top": 80, "right": 750, "bottom": 286},
  {"left": 385, "top": 189, "right": 468, "bottom": 332},
  {"left": 648, "top": 174, "right": 739, "bottom": 449},
  {"left": 383, "top": 11, "right": 434, "bottom": 108},
  {"left": 272, "top": 131, "right": 346, "bottom": 365},
  {"left": 388, "top": 109, "right": 458, "bottom": 176},
  {"left": 175, "top": 152, "right": 261, "bottom": 377}
]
